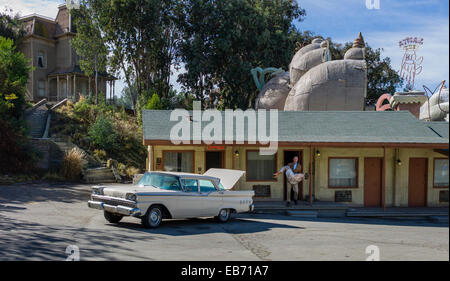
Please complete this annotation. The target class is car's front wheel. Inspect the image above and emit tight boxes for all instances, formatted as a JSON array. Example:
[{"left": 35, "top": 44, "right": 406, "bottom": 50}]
[
  {"left": 215, "top": 208, "right": 231, "bottom": 223},
  {"left": 142, "top": 206, "right": 163, "bottom": 228},
  {"left": 104, "top": 211, "right": 123, "bottom": 223}
]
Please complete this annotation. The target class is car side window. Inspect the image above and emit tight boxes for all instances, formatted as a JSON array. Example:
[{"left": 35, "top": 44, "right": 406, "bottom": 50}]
[
  {"left": 161, "top": 176, "right": 182, "bottom": 191},
  {"left": 181, "top": 179, "right": 198, "bottom": 193},
  {"left": 199, "top": 180, "right": 217, "bottom": 193}
]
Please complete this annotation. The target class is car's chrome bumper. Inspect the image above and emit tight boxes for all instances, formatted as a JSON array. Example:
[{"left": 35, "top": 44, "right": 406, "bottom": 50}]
[{"left": 88, "top": 200, "right": 141, "bottom": 217}]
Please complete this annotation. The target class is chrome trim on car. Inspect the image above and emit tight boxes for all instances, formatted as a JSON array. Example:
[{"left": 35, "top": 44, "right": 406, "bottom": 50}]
[
  {"left": 88, "top": 200, "right": 141, "bottom": 217},
  {"left": 91, "top": 194, "right": 137, "bottom": 208}
]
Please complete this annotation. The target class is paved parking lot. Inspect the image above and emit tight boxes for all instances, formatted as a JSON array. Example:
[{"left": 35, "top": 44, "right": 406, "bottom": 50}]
[{"left": 0, "top": 183, "right": 448, "bottom": 261}]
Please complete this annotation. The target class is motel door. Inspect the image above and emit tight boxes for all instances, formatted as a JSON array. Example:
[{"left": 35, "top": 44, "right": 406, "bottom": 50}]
[
  {"left": 283, "top": 150, "right": 303, "bottom": 201},
  {"left": 408, "top": 158, "right": 428, "bottom": 207},
  {"left": 205, "top": 151, "right": 224, "bottom": 171},
  {"left": 364, "top": 158, "right": 382, "bottom": 207}
]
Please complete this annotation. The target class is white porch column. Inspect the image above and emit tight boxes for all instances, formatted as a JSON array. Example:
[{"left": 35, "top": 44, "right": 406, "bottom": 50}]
[
  {"left": 46, "top": 78, "right": 50, "bottom": 100},
  {"left": 56, "top": 76, "right": 60, "bottom": 101},
  {"left": 73, "top": 75, "right": 76, "bottom": 100},
  {"left": 66, "top": 74, "right": 69, "bottom": 99},
  {"left": 113, "top": 80, "right": 115, "bottom": 103},
  {"left": 148, "top": 145, "right": 152, "bottom": 171}
]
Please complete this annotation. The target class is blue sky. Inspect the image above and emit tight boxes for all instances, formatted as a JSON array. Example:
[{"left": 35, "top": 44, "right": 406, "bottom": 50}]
[
  {"left": 295, "top": 0, "right": 449, "bottom": 91},
  {"left": 2, "top": 0, "right": 449, "bottom": 96}
]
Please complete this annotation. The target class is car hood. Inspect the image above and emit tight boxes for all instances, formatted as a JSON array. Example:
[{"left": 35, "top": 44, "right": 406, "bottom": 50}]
[{"left": 203, "top": 168, "right": 245, "bottom": 190}]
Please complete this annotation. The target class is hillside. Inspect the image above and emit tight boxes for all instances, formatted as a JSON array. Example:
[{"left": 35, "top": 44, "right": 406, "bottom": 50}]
[{"left": 50, "top": 97, "right": 146, "bottom": 179}]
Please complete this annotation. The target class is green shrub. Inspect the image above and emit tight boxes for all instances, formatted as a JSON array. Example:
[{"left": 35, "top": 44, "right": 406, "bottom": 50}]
[
  {"left": 73, "top": 98, "right": 96, "bottom": 123},
  {"left": 94, "top": 149, "right": 107, "bottom": 161},
  {"left": 42, "top": 172, "right": 65, "bottom": 182},
  {"left": 145, "top": 93, "right": 163, "bottom": 110},
  {"left": 88, "top": 116, "right": 119, "bottom": 152}
]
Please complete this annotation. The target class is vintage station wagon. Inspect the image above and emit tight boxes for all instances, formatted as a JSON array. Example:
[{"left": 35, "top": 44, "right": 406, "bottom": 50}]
[{"left": 87, "top": 169, "right": 254, "bottom": 228}]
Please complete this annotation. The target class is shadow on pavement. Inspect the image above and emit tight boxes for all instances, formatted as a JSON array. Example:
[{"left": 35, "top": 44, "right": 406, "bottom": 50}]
[
  {"left": 238, "top": 213, "right": 449, "bottom": 228},
  {"left": 110, "top": 216, "right": 303, "bottom": 236},
  {"left": 0, "top": 214, "right": 162, "bottom": 261},
  {"left": 0, "top": 183, "right": 91, "bottom": 207}
]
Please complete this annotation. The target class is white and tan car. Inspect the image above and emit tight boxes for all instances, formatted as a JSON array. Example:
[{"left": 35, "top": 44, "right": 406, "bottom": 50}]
[{"left": 87, "top": 169, "right": 254, "bottom": 228}]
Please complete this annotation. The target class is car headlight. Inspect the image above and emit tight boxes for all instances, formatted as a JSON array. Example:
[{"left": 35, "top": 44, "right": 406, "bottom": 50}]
[
  {"left": 92, "top": 186, "right": 104, "bottom": 195},
  {"left": 126, "top": 193, "right": 137, "bottom": 202}
]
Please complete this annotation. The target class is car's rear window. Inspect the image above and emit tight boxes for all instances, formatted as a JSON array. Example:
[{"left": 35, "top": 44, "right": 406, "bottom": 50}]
[{"left": 137, "top": 173, "right": 182, "bottom": 191}]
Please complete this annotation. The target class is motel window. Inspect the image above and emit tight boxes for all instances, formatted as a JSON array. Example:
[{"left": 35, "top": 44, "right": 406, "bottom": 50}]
[
  {"left": 246, "top": 151, "right": 276, "bottom": 181},
  {"left": 329, "top": 158, "right": 358, "bottom": 188},
  {"left": 38, "top": 80, "right": 46, "bottom": 97},
  {"left": 37, "top": 51, "right": 45, "bottom": 68},
  {"left": 163, "top": 151, "right": 194, "bottom": 173},
  {"left": 434, "top": 159, "right": 449, "bottom": 188}
]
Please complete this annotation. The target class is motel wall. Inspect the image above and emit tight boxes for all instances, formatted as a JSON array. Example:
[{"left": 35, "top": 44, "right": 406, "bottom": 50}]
[{"left": 147, "top": 145, "right": 448, "bottom": 207}]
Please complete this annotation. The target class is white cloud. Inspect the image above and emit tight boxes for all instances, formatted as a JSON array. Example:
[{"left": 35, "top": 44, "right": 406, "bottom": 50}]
[
  {"left": 298, "top": 0, "right": 449, "bottom": 90},
  {"left": 0, "top": 0, "right": 61, "bottom": 18}
]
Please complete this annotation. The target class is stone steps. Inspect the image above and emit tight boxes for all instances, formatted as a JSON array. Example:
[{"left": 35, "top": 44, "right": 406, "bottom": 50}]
[
  {"left": 83, "top": 167, "right": 118, "bottom": 183},
  {"left": 25, "top": 104, "right": 49, "bottom": 138}
]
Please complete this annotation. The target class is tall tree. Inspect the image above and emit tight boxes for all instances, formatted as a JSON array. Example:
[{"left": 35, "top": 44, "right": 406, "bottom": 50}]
[
  {"left": 84, "top": 0, "right": 182, "bottom": 114},
  {"left": 341, "top": 42, "right": 403, "bottom": 105},
  {"left": 70, "top": 3, "right": 108, "bottom": 105},
  {"left": 0, "top": 36, "right": 35, "bottom": 172},
  {"left": 178, "top": 0, "right": 305, "bottom": 109},
  {"left": 0, "top": 8, "right": 25, "bottom": 43}
]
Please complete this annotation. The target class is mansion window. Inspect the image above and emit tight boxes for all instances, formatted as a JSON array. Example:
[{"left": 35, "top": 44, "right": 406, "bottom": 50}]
[
  {"left": 246, "top": 151, "right": 276, "bottom": 181},
  {"left": 163, "top": 151, "right": 194, "bottom": 173},
  {"left": 434, "top": 159, "right": 449, "bottom": 188},
  {"left": 329, "top": 158, "right": 358, "bottom": 188},
  {"left": 37, "top": 51, "right": 45, "bottom": 68},
  {"left": 38, "top": 80, "right": 46, "bottom": 97}
]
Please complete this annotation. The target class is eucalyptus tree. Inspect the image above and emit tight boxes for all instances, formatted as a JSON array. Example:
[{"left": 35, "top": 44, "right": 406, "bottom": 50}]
[
  {"left": 70, "top": 3, "right": 108, "bottom": 104},
  {"left": 177, "top": 0, "right": 306, "bottom": 109},
  {"left": 85, "top": 0, "right": 182, "bottom": 114}
]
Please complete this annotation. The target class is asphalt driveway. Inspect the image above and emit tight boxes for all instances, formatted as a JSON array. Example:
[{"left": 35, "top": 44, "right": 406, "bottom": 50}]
[{"left": 0, "top": 182, "right": 448, "bottom": 261}]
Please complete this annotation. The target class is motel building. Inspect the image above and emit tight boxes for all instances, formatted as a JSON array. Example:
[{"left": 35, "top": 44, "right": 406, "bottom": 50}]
[{"left": 142, "top": 109, "right": 449, "bottom": 208}]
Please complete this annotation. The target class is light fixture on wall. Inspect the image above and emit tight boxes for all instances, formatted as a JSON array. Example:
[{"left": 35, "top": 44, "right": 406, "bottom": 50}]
[
  {"left": 397, "top": 159, "right": 402, "bottom": 166},
  {"left": 234, "top": 150, "right": 239, "bottom": 157},
  {"left": 316, "top": 150, "right": 321, "bottom": 157}
]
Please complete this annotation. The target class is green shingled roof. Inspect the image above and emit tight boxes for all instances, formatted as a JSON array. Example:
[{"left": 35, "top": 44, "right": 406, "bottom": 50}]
[
  {"left": 142, "top": 110, "right": 448, "bottom": 145},
  {"left": 426, "top": 121, "right": 449, "bottom": 139}
]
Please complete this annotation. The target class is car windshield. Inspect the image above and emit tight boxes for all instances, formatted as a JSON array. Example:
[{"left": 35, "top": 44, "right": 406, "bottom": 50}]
[{"left": 137, "top": 173, "right": 181, "bottom": 191}]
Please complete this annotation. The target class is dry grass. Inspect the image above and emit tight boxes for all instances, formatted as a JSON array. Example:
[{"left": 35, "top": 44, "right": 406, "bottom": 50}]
[
  {"left": 42, "top": 172, "right": 65, "bottom": 182},
  {"left": 61, "top": 147, "right": 85, "bottom": 181},
  {"left": 125, "top": 166, "right": 140, "bottom": 178}
]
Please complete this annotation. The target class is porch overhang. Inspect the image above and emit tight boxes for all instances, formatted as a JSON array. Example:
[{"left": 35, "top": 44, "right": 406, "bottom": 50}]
[{"left": 143, "top": 139, "right": 449, "bottom": 149}]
